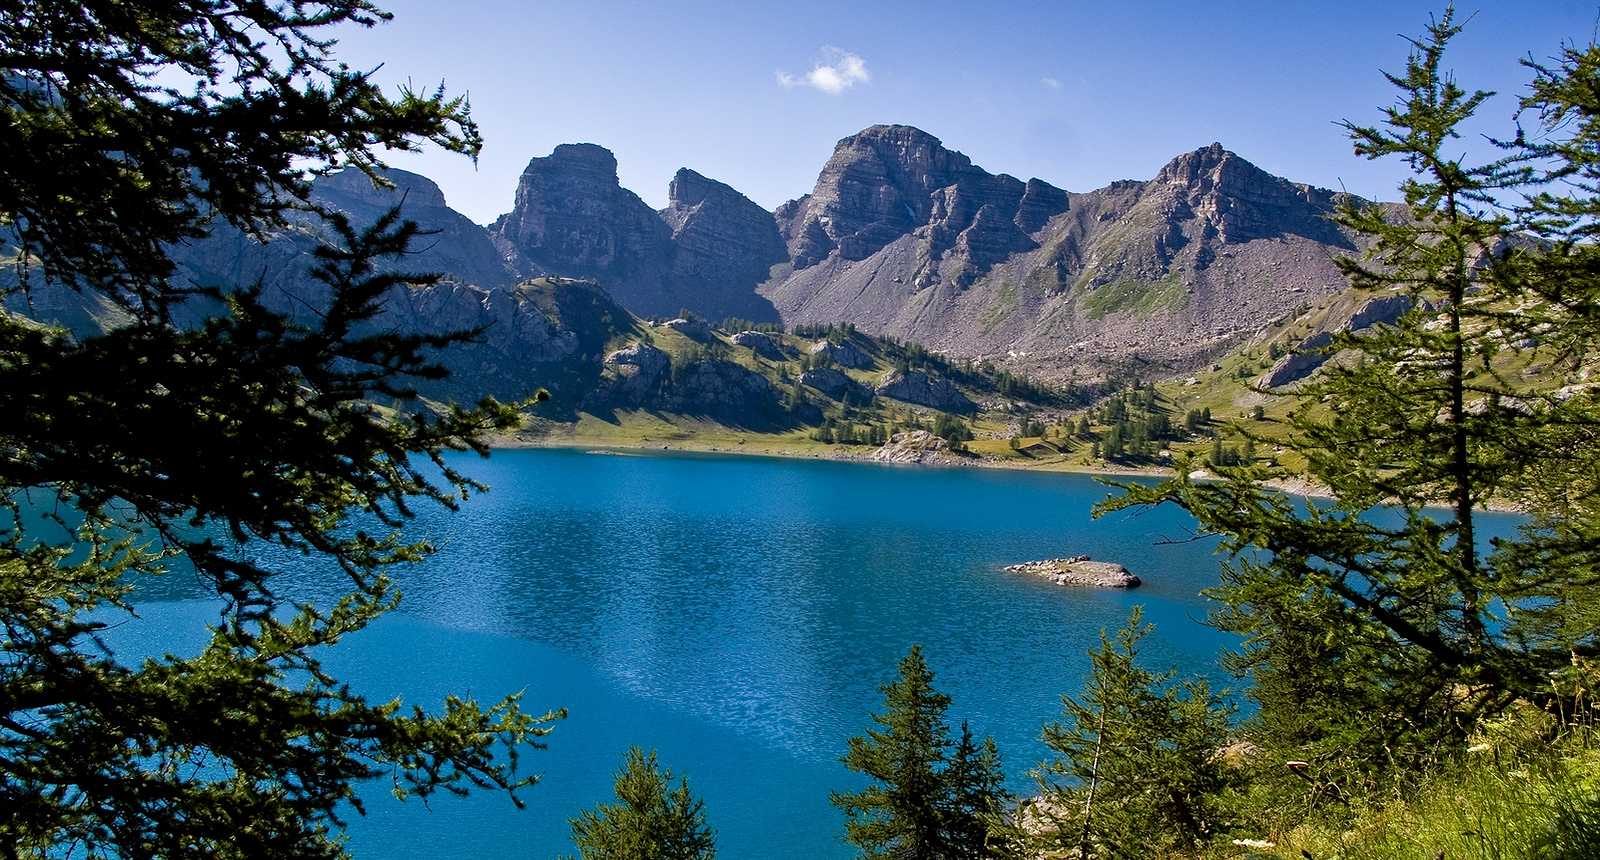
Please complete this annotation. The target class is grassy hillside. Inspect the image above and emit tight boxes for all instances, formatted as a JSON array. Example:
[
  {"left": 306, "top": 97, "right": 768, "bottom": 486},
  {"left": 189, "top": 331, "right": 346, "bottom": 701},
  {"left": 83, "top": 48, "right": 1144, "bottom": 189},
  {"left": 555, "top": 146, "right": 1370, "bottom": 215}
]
[{"left": 515, "top": 314, "right": 1095, "bottom": 462}]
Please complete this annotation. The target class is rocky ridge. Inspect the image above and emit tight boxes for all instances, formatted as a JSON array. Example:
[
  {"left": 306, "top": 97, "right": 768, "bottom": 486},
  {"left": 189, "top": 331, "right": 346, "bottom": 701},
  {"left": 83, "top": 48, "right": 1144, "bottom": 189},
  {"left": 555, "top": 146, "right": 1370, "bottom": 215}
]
[{"left": 13, "top": 126, "right": 1391, "bottom": 404}]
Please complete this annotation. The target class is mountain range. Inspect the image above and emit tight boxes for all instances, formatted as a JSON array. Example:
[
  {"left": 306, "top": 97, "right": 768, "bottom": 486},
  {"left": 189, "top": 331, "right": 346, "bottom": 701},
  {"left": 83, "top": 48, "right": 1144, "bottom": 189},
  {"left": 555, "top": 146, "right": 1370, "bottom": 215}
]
[{"left": 12, "top": 124, "right": 1383, "bottom": 405}]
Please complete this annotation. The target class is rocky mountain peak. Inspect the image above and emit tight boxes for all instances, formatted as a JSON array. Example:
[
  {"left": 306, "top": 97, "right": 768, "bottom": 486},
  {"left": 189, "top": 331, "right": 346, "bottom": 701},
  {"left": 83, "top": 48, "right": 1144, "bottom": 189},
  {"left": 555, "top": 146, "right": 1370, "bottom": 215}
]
[
  {"left": 659, "top": 167, "right": 786, "bottom": 320},
  {"left": 1154, "top": 142, "right": 1232, "bottom": 185},
  {"left": 490, "top": 143, "right": 670, "bottom": 303},
  {"left": 306, "top": 166, "right": 513, "bottom": 289},
  {"left": 665, "top": 168, "right": 745, "bottom": 217},
  {"left": 542, "top": 142, "right": 621, "bottom": 181},
  {"left": 780, "top": 124, "right": 1064, "bottom": 280},
  {"left": 315, "top": 166, "right": 449, "bottom": 210},
  {"left": 1146, "top": 142, "right": 1346, "bottom": 246}
]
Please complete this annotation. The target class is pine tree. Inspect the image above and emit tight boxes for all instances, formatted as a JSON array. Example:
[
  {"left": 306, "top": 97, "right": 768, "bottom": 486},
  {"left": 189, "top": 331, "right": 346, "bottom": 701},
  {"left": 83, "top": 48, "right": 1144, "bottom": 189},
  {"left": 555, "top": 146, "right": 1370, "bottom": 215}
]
[
  {"left": 942, "top": 723, "right": 1010, "bottom": 860},
  {"left": 1026, "top": 610, "right": 1236, "bottom": 858},
  {"left": 0, "top": 3, "right": 561, "bottom": 855},
  {"left": 833, "top": 646, "right": 1005, "bottom": 859},
  {"left": 1102, "top": 9, "right": 1600, "bottom": 800},
  {"left": 568, "top": 748, "right": 715, "bottom": 860}
]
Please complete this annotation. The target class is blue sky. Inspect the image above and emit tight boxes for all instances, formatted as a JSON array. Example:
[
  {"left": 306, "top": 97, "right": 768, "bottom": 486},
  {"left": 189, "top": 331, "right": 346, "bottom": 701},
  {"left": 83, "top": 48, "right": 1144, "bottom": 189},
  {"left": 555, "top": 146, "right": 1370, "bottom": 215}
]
[{"left": 332, "top": 1, "right": 1600, "bottom": 223}]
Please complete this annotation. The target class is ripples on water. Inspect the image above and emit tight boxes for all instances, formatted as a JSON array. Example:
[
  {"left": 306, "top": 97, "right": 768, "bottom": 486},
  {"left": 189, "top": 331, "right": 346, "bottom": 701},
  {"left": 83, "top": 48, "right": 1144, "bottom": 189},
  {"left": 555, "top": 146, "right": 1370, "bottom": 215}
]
[{"left": 119, "top": 448, "right": 1520, "bottom": 858}]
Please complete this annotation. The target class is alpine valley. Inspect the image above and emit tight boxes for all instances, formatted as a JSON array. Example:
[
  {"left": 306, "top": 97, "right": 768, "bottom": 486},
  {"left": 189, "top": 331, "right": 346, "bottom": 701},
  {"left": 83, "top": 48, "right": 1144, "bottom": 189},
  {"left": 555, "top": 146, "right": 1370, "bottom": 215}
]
[{"left": 8, "top": 123, "right": 1421, "bottom": 466}]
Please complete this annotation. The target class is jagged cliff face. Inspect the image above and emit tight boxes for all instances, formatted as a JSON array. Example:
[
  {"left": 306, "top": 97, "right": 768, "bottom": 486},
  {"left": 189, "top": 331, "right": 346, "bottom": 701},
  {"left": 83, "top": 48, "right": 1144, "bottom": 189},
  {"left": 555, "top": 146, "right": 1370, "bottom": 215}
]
[
  {"left": 169, "top": 167, "right": 517, "bottom": 320},
  {"left": 491, "top": 144, "right": 671, "bottom": 299},
  {"left": 490, "top": 146, "right": 780, "bottom": 321},
  {"left": 774, "top": 125, "right": 1061, "bottom": 287},
  {"left": 659, "top": 168, "right": 788, "bottom": 320},
  {"left": 760, "top": 130, "right": 1367, "bottom": 380}
]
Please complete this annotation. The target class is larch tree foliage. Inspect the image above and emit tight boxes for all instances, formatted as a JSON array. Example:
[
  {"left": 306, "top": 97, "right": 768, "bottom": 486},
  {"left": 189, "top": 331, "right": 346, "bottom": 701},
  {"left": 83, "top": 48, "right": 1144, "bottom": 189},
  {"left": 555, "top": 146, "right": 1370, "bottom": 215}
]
[
  {"left": 567, "top": 748, "right": 716, "bottom": 860},
  {"left": 832, "top": 645, "right": 1008, "bottom": 860},
  {"left": 1102, "top": 7, "right": 1600, "bottom": 802},
  {"left": 0, "top": 2, "right": 561, "bottom": 857}
]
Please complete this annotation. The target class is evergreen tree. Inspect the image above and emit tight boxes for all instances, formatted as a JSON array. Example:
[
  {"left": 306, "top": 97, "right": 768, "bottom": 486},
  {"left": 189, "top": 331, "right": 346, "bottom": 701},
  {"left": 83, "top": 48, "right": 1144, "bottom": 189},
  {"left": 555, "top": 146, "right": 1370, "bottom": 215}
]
[
  {"left": 942, "top": 723, "right": 1009, "bottom": 860},
  {"left": 1102, "top": 9, "right": 1600, "bottom": 801},
  {"left": 1026, "top": 610, "right": 1237, "bottom": 858},
  {"left": 0, "top": 2, "right": 563, "bottom": 855},
  {"left": 833, "top": 646, "right": 1005, "bottom": 859},
  {"left": 568, "top": 748, "right": 715, "bottom": 860}
]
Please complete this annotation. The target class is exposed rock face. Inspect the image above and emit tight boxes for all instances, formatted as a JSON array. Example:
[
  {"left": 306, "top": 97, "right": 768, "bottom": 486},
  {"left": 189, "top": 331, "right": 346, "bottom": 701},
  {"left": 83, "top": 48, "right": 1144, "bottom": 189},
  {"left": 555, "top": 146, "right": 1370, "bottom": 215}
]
[
  {"left": 1261, "top": 331, "right": 1334, "bottom": 388},
  {"left": 1003, "top": 557, "right": 1141, "bottom": 588},
  {"left": 310, "top": 168, "right": 516, "bottom": 291},
  {"left": 490, "top": 146, "right": 778, "bottom": 322},
  {"left": 1146, "top": 142, "right": 1347, "bottom": 247},
  {"left": 808, "top": 338, "right": 873, "bottom": 369},
  {"left": 382, "top": 277, "right": 638, "bottom": 405},
  {"left": 731, "top": 330, "right": 787, "bottom": 360},
  {"left": 1261, "top": 294, "right": 1417, "bottom": 389},
  {"left": 590, "top": 341, "right": 669, "bottom": 406},
  {"left": 660, "top": 168, "right": 788, "bottom": 320},
  {"left": 801, "top": 367, "right": 871, "bottom": 402},
  {"left": 660, "top": 316, "right": 712, "bottom": 341},
  {"left": 168, "top": 167, "right": 515, "bottom": 325},
  {"left": 869, "top": 429, "right": 963, "bottom": 464},
  {"left": 874, "top": 369, "right": 974, "bottom": 413},
  {"left": 661, "top": 358, "right": 782, "bottom": 424},
  {"left": 773, "top": 125, "right": 1062, "bottom": 286},
  {"left": 760, "top": 131, "right": 1371, "bottom": 383},
  {"left": 1346, "top": 294, "right": 1414, "bottom": 331},
  {"left": 491, "top": 144, "right": 674, "bottom": 312},
  {"left": 584, "top": 338, "right": 783, "bottom": 424}
]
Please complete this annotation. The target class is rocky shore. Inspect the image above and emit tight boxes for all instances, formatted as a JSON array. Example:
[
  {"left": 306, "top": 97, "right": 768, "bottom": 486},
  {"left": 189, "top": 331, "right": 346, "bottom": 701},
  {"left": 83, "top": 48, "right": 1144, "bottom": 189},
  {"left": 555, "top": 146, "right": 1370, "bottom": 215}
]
[{"left": 1002, "top": 556, "right": 1142, "bottom": 588}]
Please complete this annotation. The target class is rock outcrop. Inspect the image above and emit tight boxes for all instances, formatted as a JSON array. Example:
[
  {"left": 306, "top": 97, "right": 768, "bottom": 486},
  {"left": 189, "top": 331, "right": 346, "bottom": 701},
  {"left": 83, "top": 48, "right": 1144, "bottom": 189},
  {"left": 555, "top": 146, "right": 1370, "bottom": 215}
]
[
  {"left": 869, "top": 429, "right": 964, "bottom": 464},
  {"left": 661, "top": 358, "right": 783, "bottom": 424},
  {"left": 660, "top": 317, "right": 713, "bottom": 341},
  {"left": 874, "top": 369, "right": 974, "bottom": 413},
  {"left": 731, "top": 330, "right": 788, "bottom": 360},
  {"left": 1003, "top": 557, "right": 1141, "bottom": 588},
  {"left": 590, "top": 341, "right": 669, "bottom": 406},
  {"left": 801, "top": 367, "right": 871, "bottom": 403},
  {"left": 1345, "top": 294, "right": 1414, "bottom": 331},
  {"left": 807, "top": 338, "right": 873, "bottom": 369},
  {"left": 1261, "top": 331, "right": 1334, "bottom": 389},
  {"left": 1261, "top": 294, "right": 1416, "bottom": 388}
]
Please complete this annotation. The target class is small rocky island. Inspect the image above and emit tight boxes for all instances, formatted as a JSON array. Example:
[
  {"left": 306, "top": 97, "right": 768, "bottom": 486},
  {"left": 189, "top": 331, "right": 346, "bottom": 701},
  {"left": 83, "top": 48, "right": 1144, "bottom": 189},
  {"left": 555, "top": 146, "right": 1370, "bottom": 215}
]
[{"left": 1003, "top": 555, "right": 1142, "bottom": 589}]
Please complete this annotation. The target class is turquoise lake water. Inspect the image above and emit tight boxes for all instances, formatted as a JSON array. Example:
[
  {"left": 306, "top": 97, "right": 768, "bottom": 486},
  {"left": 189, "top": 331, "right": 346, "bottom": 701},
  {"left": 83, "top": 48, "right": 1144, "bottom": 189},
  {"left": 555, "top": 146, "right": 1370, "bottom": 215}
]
[{"left": 106, "top": 448, "right": 1522, "bottom": 858}]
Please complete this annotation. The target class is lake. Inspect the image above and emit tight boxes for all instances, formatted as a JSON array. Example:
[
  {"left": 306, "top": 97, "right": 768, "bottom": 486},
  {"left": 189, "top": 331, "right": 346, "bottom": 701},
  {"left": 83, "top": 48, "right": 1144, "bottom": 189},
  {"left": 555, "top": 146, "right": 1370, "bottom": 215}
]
[{"left": 108, "top": 447, "right": 1469, "bottom": 858}]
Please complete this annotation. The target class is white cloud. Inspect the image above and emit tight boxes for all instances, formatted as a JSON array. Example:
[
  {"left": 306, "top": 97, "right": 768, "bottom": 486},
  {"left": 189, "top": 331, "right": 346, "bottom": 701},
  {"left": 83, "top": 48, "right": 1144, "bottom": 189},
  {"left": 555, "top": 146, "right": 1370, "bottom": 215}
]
[
  {"left": 777, "top": 47, "right": 870, "bottom": 95},
  {"left": 1041, "top": 76, "right": 1063, "bottom": 90}
]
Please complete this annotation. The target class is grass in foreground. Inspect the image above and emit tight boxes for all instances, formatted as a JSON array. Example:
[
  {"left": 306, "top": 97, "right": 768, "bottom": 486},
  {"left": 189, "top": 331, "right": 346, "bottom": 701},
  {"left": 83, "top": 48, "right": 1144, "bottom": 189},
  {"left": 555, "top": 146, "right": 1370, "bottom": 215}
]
[{"left": 1267, "top": 720, "right": 1600, "bottom": 860}]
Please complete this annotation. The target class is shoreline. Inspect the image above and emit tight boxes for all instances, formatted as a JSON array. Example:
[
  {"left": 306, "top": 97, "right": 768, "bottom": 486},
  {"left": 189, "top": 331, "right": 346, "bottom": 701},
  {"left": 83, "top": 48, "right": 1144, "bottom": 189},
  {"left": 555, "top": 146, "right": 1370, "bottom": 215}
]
[
  {"left": 488, "top": 431, "right": 1524, "bottom": 514},
  {"left": 490, "top": 431, "right": 1175, "bottom": 482}
]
